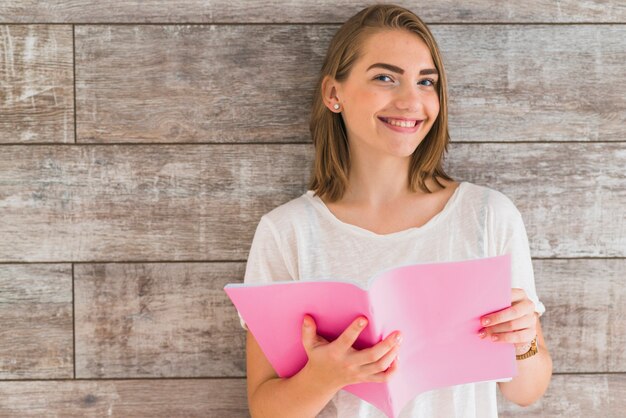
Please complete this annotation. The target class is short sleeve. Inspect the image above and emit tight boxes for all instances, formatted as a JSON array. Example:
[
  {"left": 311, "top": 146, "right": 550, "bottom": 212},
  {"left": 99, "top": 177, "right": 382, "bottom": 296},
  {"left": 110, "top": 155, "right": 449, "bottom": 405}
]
[
  {"left": 238, "top": 215, "right": 293, "bottom": 331},
  {"left": 489, "top": 192, "right": 546, "bottom": 318}
]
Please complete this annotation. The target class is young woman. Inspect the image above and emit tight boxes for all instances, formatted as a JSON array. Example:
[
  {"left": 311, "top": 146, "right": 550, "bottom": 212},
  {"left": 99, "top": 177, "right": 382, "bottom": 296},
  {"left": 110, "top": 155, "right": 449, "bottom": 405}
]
[{"left": 240, "top": 4, "right": 552, "bottom": 417}]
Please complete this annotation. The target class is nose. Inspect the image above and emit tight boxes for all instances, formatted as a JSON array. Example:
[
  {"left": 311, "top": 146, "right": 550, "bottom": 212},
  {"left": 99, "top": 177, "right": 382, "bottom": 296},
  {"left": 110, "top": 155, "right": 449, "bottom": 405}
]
[{"left": 393, "top": 85, "right": 424, "bottom": 113}]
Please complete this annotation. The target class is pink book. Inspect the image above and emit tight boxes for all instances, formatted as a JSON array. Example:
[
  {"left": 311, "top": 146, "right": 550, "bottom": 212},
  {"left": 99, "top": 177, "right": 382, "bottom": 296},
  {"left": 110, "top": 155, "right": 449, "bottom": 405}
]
[{"left": 224, "top": 254, "right": 516, "bottom": 418}]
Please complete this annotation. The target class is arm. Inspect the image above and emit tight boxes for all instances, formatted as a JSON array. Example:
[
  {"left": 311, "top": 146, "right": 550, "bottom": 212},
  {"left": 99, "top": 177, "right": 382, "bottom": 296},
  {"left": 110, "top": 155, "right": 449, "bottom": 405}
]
[
  {"left": 479, "top": 289, "right": 553, "bottom": 407},
  {"left": 246, "top": 330, "right": 339, "bottom": 418},
  {"left": 485, "top": 195, "right": 552, "bottom": 405},
  {"left": 247, "top": 315, "right": 401, "bottom": 418},
  {"left": 497, "top": 314, "right": 553, "bottom": 407}
]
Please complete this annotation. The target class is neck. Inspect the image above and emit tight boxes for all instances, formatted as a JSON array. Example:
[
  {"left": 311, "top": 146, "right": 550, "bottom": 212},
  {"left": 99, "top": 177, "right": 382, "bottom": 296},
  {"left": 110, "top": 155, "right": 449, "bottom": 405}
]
[{"left": 342, "top": 153, "right": 427, "bottom": 208}]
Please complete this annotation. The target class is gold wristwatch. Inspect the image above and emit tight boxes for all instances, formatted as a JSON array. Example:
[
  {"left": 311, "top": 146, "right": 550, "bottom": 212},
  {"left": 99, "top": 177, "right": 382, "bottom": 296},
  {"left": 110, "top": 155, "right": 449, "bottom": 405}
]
[{"left": 516, "top": 337, "right": 538, "bottom": 360}]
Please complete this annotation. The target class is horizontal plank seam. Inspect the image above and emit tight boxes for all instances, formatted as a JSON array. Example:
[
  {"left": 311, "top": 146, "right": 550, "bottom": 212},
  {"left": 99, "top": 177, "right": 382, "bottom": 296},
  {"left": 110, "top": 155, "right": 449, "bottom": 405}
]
[
  {"left": 1, "top": 372, "right": 624, "bottom": 383},
  {"left": 0, "top": 22, "right": 624, "bottom": 26},
  {"left": 1, "top": 141, "right": 626, "bottom": 146},
  {"left": 0, "top": 257, "right": 624, "bottom": 265},
  {"left": 0, "top": 260, "right": 247, "bottom": 265}
]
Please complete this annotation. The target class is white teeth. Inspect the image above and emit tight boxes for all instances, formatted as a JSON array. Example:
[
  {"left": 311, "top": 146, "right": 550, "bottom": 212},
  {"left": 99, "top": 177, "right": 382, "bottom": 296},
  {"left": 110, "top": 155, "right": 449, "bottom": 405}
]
[{"left": 384, "top": 118, "right": 417, "bottom": 128}]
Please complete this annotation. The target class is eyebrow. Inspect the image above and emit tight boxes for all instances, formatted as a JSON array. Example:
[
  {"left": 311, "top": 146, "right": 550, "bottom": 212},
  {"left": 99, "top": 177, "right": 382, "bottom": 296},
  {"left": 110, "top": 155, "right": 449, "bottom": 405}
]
[{"left": 366, "top": 62, "right": 438, "bottom": 76}]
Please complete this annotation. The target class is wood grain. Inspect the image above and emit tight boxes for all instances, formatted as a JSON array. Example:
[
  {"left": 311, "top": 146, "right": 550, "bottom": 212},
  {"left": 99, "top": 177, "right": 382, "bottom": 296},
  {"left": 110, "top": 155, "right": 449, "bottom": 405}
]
[
  {"left": 0, "top": 2, "right": 623, "bottom": 415},
  {"left": 0, "top": 144, "right": 309, "bottom": 261},
  {"left": 497, "top": 374, "right": 626, "bottom": 417},
  {"left": 0, "top": 25, "right": 74, "bottom": 143},
  {"left": 0, "top": 264, "right": 73, "bottom": 379},
  {"left": 438, "top": 25, "right": 625, "bottom": 143},
  {"left": 447, "top": 142, "right": 626, "bottom": 257},
  {"left": 73, "top": 25, "right": 625, "bottom": 143},
  {"left": 71, "top": 259, "right": 626, "bottom": 378},
  {"left": 74, "top": 24, "right": 320, "bottom": 143},
  {"left": 0, "top": 143, "right": 623, "bottom": 262},
  {"left": 0, "top": 0, "right": 623, "bottom": 23},
  {"left": 0, "top": 378, "right": 249, "bottom": 417},
  {"left": 0, "top": 375, "right": 622, "bottom": 417},
  {"left": 534, "top": 259, "right": 625, "bottom": 373},
  {"left": 74, "top": 262, "right": 247, "bottom": 378}
]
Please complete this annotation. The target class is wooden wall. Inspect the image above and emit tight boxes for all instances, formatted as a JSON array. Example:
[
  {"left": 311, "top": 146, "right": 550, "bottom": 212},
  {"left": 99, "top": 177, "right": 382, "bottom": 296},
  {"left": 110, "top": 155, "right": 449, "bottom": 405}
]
[{"left": 0, "top": 1, "right": 624, "bottom": 416}]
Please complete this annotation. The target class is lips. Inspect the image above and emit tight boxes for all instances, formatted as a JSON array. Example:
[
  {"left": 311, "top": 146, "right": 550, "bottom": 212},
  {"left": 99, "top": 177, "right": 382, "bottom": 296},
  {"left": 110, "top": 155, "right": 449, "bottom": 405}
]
[
  {"left": 378, "top": 116, "right": 423, "bottom": 127},
  {"left": 378, "top": 116, "right": 422, "bottom": 122},
  {"left": 377, "top": 116, "right": 424, "bottom": 132}
]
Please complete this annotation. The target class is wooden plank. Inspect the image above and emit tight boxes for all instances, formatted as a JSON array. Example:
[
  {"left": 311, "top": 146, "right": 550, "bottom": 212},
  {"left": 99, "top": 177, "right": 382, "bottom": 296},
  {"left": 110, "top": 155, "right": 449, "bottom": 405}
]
[
  {"left": 0, "top": 378, "right": 249, "bottom": 417},
  {"left": 0, "top": 1, "right": 623, "bottom": 23},
  {"left": 0, "top": 264, "right": 73, "bottom": 379},
  {"left": 74, "top": 262, "right": 247, "bottom": 378},
  {"left": 74, "top": 24, "right": 317, "bottom": 143},
  {"left": 534, "top": 259, "right": 625, "bottom": 373},
  {"left": 0, "top": 143, "right": 623, "bottom": 262},
  {"left": 71, "top": 259, "right": 622, "bottom": 378},
  {"left": 498, "top": 374, "right": 626, "bottom": 416},
  {"left": 74, "top": 25, "right": 625, "bottom": 143},
  {"left": 0, "top": 25, "right": 74, "bottom": 143},
  {"left": 437, "top": 25, "right": 625, "bottom": 143},
  {"left": 0, "top": 144, "right": 309, "bottom": 262},
  {"left": 448, "top": 142, "right": 625, "bottom": 257},
  {"left": 0, "top": 375, "right": 622, "bottom": 416}
]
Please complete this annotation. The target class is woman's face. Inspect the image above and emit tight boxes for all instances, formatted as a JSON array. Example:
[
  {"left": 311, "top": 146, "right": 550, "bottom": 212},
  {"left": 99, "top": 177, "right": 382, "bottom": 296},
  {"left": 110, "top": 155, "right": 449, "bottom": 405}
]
[{"left": 332, "top": 29, "right": 440, "bottom": 159}]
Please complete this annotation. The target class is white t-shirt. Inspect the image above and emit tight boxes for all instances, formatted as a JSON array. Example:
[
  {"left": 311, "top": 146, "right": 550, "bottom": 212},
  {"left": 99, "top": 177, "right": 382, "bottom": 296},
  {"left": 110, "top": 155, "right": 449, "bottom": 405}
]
[{"left": 239, "top": 181, "right": 546, "bottom": 418}]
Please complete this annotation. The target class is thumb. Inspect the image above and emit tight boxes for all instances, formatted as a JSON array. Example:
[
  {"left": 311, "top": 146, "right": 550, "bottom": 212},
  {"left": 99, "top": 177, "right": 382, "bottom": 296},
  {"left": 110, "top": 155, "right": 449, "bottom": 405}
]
[
  {"left": 302, "top": 315, "right": 329, "bottom": 350},
  {"left": 301, "top": 314, "right": 315, "bottom": 350}
]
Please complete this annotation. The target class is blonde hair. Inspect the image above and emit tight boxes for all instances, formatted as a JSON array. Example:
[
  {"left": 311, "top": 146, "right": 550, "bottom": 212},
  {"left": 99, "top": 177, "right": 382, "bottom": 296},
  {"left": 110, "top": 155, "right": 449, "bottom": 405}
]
[{"left": 307, "top": 4, "right": 454, "bottom": 202}]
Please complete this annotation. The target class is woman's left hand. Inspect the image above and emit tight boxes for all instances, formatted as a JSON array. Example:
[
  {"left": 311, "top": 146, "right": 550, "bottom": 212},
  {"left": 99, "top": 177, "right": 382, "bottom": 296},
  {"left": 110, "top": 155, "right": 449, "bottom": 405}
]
[{"left": 478, "top": 288, "right": 537, "bottom": 351}]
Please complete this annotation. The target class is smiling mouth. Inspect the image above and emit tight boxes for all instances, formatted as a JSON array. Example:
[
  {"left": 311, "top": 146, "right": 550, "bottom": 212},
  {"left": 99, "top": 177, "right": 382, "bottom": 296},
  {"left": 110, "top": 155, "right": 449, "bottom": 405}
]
[{"left": 378, "top": 117, "right": 423, "bottom": 128}]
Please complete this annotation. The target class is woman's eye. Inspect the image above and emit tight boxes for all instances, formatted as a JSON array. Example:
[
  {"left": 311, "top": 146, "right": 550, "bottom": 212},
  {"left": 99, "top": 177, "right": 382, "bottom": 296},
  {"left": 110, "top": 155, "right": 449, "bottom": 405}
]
[
  {"left": 374, "top": 74, "right": 394, "bottom": 83},
  {"left": 373, "top": 75, "right": 437, "bottom": 86}
]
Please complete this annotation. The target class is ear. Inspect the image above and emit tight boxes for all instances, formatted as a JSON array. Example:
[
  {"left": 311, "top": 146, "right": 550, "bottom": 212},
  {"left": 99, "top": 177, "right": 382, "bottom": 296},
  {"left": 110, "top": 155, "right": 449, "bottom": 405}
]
[{"left": 321, "top": 75, "right": 342, "bottom": 112}]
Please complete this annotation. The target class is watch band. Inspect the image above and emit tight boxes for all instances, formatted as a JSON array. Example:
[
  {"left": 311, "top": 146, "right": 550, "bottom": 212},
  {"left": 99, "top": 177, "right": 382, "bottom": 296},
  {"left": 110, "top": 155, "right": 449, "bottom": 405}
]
[{"left": 516, "top": 337, "right": 538, "bottom": 360}]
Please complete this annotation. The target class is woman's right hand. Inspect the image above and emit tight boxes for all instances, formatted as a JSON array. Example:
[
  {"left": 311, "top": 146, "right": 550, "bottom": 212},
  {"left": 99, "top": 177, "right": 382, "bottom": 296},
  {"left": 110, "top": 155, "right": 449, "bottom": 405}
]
[{"left": 300, "top": 314, "right": 402, "bottom": 391}]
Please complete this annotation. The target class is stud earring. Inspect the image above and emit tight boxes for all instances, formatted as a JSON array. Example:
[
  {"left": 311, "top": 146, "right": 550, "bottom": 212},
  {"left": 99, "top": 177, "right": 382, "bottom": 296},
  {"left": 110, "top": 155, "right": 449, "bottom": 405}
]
[{"left": 333, "top": 103, "right": 340, "bottom": 110}]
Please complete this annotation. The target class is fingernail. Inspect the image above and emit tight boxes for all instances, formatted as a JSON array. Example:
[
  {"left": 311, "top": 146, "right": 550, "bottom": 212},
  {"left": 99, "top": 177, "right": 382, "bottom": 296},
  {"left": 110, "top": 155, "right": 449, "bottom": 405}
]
[
  {"left": 491, "top": 335, "right": 499, "bottom": 341},
  {"left": 482, "top": 318, "right": 491, "bottom": 326},
  {"left": 478, "top": 331, "right": 486, "bottom": 338},
  {"left": 358, "top": 318, "right": 366, "bottom": 327},
  {"left": 395, "top": 333, "right": 403, "bottom": 344}
]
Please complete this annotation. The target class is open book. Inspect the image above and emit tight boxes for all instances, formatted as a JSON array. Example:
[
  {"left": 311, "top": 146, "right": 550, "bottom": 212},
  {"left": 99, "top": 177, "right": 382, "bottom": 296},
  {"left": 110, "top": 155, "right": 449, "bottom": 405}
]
[{"left": 224, "top": 254, "right": 516, "bottom": 418}]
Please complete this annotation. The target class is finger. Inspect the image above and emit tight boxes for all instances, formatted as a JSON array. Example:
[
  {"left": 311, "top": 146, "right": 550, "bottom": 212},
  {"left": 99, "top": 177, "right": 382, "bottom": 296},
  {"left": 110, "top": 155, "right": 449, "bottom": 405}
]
[
  {"left": 511, "top": 288, "right": 527, "bottom": 302},
  {"left": 481, "top": 298, "right": 535, "bottom": 327},
  {"left": 353, "top": 330, "right": 402, "bottom": 366},
  {"left": 301, "top": 314, "right": 315, "bottom": 351},
  {"left": 489, "top": 328, "right": 536, "bottom": 344},
  {"left": 361, "top": 342, "right": 400, "bottom": 377},
  {"left": 480, "top": 314, "right": 536, "bottom": 335},
  {"left": 301, "top": 314, "right": 328, "bottom": 350},
  {"left": 370, "top": 353, "right": 399, "bottom": 383},
  {"left": 335, "top": 316, "right": 369, "bottom": 350}
]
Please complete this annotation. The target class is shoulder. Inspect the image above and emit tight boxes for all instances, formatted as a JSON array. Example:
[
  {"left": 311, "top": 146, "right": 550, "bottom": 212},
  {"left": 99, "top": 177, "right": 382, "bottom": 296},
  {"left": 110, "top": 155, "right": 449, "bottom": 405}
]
[
  {"left": 262, "top": 192, "right": 310, "bottom": 222},
  {"left": 457, "top": 182, "right": 525, "bottom": 236},
  {"left": 472, "top": 184, "right": 527, "bottom": 239},
  {"left": 257, "top": 191, "right": 312, "bottom": 233},
  {"left": 462, "top": 181, "right": 521, "bottom": 217}
]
